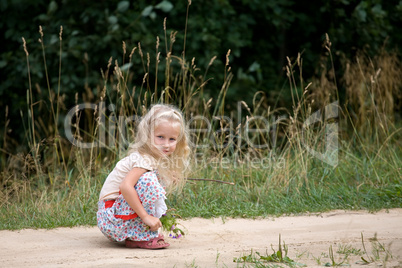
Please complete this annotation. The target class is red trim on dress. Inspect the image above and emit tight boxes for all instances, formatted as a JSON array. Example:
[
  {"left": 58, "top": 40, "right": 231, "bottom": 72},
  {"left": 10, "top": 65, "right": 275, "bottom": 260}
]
[{"left": 104, "top": 199, "right": 138, "bottom": 220}]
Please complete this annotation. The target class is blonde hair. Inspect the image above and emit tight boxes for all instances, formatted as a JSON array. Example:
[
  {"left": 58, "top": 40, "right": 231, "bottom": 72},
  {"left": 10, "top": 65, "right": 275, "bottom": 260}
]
[{"left": 128, "top": 104, "right": 191, "bottom": 191}]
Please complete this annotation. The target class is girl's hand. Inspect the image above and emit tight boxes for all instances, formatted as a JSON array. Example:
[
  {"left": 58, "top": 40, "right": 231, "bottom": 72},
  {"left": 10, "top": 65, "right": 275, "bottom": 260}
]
[{"left": 143, "top": 215, "right": 162, "bottom": 231}]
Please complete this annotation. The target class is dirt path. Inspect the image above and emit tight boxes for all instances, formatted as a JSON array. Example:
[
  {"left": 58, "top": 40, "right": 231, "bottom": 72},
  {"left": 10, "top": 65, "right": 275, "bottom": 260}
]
[{"left": 1, "top": 209, "right": 401, "bottom": 267}]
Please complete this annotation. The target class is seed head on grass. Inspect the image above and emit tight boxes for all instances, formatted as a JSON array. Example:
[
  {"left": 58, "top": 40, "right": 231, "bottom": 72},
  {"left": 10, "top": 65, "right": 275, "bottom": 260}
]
[
  {"left": 137, "top": 41, "right": 143, "bottom": 56},
  {"left": 39, "top": 25, "right": 44, "bottom": 39},
  {"left": 129, "top": 47, "right": 136, "bottom": 61},
  {"left": 22, "top": 37, "right": 29, "bottom": 56},
  {"left": 59, "top": 25, "right": 63, "bottom": 40},
  {"left": 325, "top": 33, "right": 332, "bottom": 51},
  {"left": 122, "top": 41, "right": 126, "bottom": 55},
  {"left": 208, "top": 56, "right": 217, "bottom": 67},
  {"left": 225, "top": 49, "right": 231, "bottom": 67}
]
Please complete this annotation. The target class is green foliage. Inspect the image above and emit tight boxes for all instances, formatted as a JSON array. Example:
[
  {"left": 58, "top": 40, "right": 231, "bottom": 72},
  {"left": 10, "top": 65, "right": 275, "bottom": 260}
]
[
  {"left": 1, "top": 145, "right": 400, "bottom": 229},
  {"left": 234, "top": 234, "right": 306, "bottom": 267},
  {"left": 358, "top": 233, "right": 393, "bottom": 265},
  {"left": 324, "top": 245, "right": 349, "bottom": 267},
  {"left": 168, "top": 153, "right": 402, "bottom": 219},
  {"left": 1, "top": 0, "right": 401, "bottom": 147},
  {"left": 160, "top": 208, "right": 186, "bottom": 239}
]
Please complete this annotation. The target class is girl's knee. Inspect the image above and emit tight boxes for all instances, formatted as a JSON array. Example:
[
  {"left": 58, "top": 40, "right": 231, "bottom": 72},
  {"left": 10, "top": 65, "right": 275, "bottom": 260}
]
[
  {"left": 138, "top": 171, "right": 159, "bottom": 183},
  {"left": 135, "top": 171, "right": 165, "bottom": 205}
]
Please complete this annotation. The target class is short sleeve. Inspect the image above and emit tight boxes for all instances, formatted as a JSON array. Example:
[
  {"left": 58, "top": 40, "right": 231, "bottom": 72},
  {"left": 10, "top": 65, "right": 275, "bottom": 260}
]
[
  {"left": 128, "top": 152, "right": 156, "bottom": 171},
  {"left": 98, "top": 151, "right": 157, "bottom": 201}
]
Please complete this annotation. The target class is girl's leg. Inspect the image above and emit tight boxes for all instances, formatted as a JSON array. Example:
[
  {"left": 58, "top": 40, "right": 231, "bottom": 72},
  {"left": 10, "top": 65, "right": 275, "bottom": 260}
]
[
  {"left": 97, "top": 171, "right": 167, "bottom": 246},
  {"left": 134, "top": 170, "right": 166, "bottom": 216},
  {"left": 126, "top": 171, "right": 169, "bottom": 248}
]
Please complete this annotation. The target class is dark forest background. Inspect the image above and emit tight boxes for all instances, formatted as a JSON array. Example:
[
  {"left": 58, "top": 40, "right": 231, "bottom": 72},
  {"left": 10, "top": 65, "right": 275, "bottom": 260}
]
[{"left": 1, "top": 0, "right": 401, "bottom": 154}]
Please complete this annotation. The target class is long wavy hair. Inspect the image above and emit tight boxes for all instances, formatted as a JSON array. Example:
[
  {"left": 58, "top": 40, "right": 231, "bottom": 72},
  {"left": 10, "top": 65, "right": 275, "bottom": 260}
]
[{"left": 128, "top": 104, "right": 191, "bottom": 191}]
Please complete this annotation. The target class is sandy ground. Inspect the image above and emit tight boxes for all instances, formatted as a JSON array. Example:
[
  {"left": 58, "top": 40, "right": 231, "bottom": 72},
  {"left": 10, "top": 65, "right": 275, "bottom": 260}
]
[{"left": 1, "top": 209, "right": 401, "bottom": 268}]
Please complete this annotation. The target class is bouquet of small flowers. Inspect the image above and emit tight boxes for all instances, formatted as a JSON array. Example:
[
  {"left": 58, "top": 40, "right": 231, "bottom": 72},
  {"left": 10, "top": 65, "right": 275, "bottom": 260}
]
[{"left": 160, "top": 208, "right": 186, "bottom": 239}]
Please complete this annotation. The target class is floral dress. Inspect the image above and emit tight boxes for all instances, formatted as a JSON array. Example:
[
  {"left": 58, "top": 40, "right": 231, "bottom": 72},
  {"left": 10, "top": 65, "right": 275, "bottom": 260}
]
[{"left": 97, "top": 170, "right": 166, "bottom": 242}]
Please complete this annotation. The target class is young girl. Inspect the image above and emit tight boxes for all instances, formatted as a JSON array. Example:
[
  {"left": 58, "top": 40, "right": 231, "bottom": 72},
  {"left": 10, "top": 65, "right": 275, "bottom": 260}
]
[{"left": 97, "top": 104, "right": 191, "bottom": 249}]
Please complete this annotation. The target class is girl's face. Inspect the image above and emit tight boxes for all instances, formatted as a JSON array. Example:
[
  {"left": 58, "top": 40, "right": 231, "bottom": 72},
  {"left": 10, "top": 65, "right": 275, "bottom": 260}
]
[{"left": 152, "top": 120, "right": 181, "bottom": 156}]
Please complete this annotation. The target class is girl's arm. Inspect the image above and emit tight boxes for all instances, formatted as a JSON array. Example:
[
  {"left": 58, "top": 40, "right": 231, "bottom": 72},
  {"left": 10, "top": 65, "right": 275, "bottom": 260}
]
[{"left": 119, "top": 167, "right": 162, "bottom": 232}]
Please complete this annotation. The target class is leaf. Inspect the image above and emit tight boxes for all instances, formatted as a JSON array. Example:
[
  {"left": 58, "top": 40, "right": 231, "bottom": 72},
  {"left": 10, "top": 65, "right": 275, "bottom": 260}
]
[
  {"left": 48, "top": 1, "right": 58, "bottom": 14},
  {"left": 37, "top": 14, "right": 49, "bottom": 22},
  {"left": 111, "top": 24, "right": 119, "bottom": 32},
  {"left": 155, "top": 1, "right": 174, "bottom": 12},
  {"left": 276, "top": 250, "right": 282, "bottom": 259},
  {"left": 117, "top": 1, "right": 130, "bottom": 13},
  {"left": 50, "top": 35, "right": 59, "bottom": 45},
  {"left": 356, "top": 9, "right": 367, "bottom": 22},
  {"left": 248, "top": 61, "right": 260, "bottom": 72},
  {"left": 108, "top": 15, "right": 118, "bottom": 25},
  {"left": 260, "top": 255, "right": 274, "bottom": 261},
  {"left": 360, "top": 256, "right": 370, "bottom": 263},
  {"left": 141, "top": 5, "right": 153, "bottom": 17},
  {"left": 150, "top": 11, "right": 157, "bottom": 20}
]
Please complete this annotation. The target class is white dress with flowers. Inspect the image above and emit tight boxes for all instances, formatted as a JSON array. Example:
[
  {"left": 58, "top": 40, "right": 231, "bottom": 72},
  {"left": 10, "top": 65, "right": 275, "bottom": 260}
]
[{"left": 97, "top": 152, "right": 167, "bottom": 242}]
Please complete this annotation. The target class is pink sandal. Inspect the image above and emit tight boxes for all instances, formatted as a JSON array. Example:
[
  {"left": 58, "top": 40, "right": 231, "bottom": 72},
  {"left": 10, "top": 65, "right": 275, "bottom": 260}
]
[{"left": 125, "top": 234, "right": 170, "bottom": 249}]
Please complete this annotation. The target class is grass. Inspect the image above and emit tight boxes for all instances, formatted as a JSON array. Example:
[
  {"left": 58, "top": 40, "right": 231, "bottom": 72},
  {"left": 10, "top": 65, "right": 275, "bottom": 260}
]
[
  {"left": 0, "top": 7, "right": 401, "bottom": 230},
  {"left": 1, "top": 151, "right": 400, "bottom": 229},
  {"left": 359, "top": 233, "right": 394, "bottom": 266},
  {"left": 171, "top": 147, "right": 401, "bottom": 219},
  {"left": 232, "top": 234, "right": 396, "bottom": 268},
  {"left": 234, "top": 235, "right": 306, "bottom": 267},
  {"left": 324, "top": 245, "right": 349, "bottom": 267}
]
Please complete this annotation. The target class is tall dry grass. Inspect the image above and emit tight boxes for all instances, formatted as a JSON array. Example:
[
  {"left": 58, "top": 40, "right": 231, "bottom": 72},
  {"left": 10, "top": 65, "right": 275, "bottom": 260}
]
[
  {"left": 343, "top": 49, "right": 401, "bottom": 142},
  {"left": 0, "top": 19, "right": 401, "bottom": 227}
]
